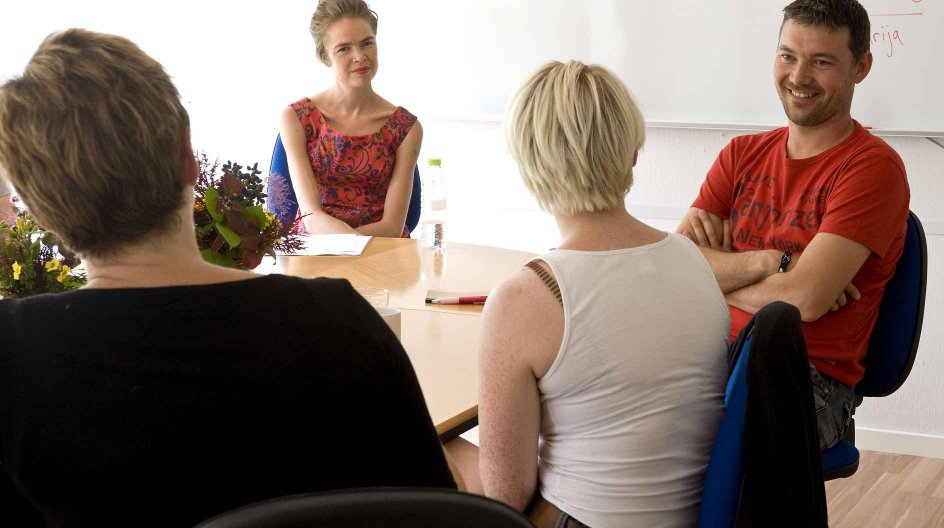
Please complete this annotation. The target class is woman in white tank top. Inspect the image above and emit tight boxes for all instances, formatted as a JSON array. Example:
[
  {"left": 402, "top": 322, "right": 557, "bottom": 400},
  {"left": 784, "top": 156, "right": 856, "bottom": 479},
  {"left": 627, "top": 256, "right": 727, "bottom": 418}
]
[{"left": 474, "top": 61, "right": 730, "bottom": 528}]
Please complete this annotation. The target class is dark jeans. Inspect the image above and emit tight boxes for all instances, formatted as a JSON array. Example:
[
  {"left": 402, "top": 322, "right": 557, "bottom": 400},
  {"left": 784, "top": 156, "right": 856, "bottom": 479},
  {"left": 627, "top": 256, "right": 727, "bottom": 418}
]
[{"left": 809, "top": 364, "right": 857, "bottom": 450}]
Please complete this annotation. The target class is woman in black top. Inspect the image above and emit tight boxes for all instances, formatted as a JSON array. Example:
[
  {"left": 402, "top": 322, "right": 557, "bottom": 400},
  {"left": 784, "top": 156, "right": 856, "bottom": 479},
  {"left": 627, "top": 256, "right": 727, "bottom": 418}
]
[{"left": 0, "top": 29, "right": 455, "bottom": 527}]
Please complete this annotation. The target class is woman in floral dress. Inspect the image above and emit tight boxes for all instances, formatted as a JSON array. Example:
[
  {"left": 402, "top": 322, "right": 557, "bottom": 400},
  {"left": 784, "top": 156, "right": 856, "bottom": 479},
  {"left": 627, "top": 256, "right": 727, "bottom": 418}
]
[{"left": 278, "top": 0, "right": 421, "bottom": 237}]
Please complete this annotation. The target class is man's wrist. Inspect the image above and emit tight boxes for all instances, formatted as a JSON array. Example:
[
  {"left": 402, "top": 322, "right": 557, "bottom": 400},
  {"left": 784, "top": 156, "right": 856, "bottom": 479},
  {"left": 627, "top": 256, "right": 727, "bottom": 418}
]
[{"left": 756, "top": 250, "right": 782, "bottom": 278}]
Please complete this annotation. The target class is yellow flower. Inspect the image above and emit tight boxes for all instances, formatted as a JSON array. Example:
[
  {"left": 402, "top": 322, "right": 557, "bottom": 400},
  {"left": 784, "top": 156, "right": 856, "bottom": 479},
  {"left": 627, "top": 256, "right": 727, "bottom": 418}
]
[
  {"left": 56, "top": 265, "right": 71, "bottom": 283},
  {"left": 15, "top": 218, "right": 24, "bottom": 230},
  {"left": 45, "top": 259, "right": 61, "bottom": 272},
  {"left": 12, "top": 261, "right": 22, "bottom": 280}
]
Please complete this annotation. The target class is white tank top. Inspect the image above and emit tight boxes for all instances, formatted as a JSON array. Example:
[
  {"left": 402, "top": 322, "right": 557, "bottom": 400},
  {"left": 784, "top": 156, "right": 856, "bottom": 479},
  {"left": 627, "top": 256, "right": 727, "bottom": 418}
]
[{"left": 537, "top": 233, "right": 729, "bottom": 528}]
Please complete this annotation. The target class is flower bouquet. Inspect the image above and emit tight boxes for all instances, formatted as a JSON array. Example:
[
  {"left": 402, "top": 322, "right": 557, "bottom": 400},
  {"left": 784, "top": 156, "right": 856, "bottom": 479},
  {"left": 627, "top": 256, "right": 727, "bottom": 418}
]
[
  {"left": 0, "top": 209, "right": 86, "bottom": 298},
  {"left": 193, "top": 153, "right": 303, "bottom": 269}
]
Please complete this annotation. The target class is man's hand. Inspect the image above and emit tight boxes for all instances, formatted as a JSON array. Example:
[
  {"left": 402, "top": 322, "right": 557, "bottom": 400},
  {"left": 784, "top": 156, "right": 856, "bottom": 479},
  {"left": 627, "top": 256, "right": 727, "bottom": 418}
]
[
  {"left": 680, "top": 209, "right": 732, "bottom": 252},
  {"left": 829, "top": 282, "right": 861, "bottom": 313}
]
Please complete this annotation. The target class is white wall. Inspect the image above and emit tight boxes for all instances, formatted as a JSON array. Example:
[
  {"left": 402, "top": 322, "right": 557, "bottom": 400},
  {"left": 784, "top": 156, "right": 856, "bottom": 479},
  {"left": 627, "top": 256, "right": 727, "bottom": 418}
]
[
  {"left": 422, "top": 120, "right": 944, "bottom": 454},
  {"left": 1, "top": 2, "right": 325, "bottom": 174}
]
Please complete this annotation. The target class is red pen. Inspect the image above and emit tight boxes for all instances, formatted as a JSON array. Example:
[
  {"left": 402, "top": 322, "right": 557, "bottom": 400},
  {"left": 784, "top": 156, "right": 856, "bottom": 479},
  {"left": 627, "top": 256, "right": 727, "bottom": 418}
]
[{"left": 425, "top": 295, "right": 488, "bottom": 305}]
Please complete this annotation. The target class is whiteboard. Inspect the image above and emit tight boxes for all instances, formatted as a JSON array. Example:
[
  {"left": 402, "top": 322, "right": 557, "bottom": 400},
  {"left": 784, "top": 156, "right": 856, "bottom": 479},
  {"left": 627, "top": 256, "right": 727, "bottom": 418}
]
[
  {"left": 0, "top": 0, "right": 938, "bottom": 173},
  {"left": 370, "top": 0, "right": 941, "bottom": 135}
]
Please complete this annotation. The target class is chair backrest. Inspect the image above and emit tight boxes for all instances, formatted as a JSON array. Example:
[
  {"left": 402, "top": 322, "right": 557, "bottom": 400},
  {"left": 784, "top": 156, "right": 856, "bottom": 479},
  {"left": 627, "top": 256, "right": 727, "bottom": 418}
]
[
  {"left": 856, "top": 211, "right": 927, "bottom": 397},
  {"left": 405, "top": 163, "right": 422, "bottom": 234},
  {"left": 195, "top": 487, "right": 534, "bottom": 528},
  {"left": 697, "top": 332, "right": 753, "bottom": 528},
  {"left": 266, "top": 134, "right": 423, "bottom": 234},
  {"left": 266, "top": 135, "right": 297, "bottom": 232}
]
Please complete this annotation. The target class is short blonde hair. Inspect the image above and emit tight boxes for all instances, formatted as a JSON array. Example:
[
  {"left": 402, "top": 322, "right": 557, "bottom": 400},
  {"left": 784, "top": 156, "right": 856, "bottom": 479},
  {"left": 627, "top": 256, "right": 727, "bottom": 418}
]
[
  {"left": 0, "top": 29, "right": 190, "bottom": 258},
  {"left": 505, "top": 61, "right": 646, "bottom": 215},
  {"left": 310, "top": 0, "right": 379, "bottom": 66}
]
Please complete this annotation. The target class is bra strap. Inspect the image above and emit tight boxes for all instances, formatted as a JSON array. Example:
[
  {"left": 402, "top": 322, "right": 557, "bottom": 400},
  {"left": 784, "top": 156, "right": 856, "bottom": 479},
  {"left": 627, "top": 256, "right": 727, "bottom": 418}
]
[{"left": 524, "top": 259, "right": 562, "bottom": 306}]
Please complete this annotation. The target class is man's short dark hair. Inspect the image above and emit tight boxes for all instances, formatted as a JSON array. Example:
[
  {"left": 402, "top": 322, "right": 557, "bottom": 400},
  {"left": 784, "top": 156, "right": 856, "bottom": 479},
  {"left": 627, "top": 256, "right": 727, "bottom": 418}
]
[{"left": 782, "top": 0, "right": 871, "bottom": 62}]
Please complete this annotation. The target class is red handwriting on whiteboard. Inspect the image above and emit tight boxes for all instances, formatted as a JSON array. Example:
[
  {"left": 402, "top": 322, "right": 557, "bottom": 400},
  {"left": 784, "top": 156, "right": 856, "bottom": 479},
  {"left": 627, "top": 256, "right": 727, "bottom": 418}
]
[
  {"left": 872, "top": 25, "right": 905, "bottom": 57},
  {"left": 869, "top": 0, "right": 923, "bottom": 58}
]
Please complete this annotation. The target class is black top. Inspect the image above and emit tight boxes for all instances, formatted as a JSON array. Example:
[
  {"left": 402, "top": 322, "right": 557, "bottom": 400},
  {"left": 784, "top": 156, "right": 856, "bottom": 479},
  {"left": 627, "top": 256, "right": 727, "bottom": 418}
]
[{"left": 0, "top": 275, "right": 454, "bottom": 527}]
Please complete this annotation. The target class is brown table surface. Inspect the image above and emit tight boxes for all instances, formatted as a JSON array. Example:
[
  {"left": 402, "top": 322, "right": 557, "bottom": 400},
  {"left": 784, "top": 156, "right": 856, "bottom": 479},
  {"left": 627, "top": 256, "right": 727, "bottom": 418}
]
[{"left": 260, "top": 238, "right": 535, "bottom": 438}]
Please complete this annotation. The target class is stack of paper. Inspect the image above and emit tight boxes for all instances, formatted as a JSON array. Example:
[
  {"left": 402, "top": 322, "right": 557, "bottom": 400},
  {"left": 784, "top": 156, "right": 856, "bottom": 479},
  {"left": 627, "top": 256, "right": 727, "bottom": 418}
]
[{"left": 278, "top": 234, "right": 372, "bottom": 256}]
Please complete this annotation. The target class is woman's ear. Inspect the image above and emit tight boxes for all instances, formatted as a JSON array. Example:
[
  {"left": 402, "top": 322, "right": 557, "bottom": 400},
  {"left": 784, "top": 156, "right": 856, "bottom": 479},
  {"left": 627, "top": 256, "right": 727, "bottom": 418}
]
[{"left": 633, "top": 149, "right": 639, "bottom": 167}]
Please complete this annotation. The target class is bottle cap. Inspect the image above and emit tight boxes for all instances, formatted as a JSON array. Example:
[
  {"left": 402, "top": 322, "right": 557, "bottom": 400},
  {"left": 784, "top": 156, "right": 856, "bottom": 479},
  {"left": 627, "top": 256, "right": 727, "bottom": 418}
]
[{"left": 427, "top": 158, "right": 441, "bottom": 167}]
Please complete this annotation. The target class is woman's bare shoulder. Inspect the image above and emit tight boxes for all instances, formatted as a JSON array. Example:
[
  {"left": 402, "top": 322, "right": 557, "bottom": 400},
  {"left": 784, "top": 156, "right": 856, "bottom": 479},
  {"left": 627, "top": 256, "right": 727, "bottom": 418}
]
[
  {"left": 490, "top": 266, "right": 552, "bottom": 308},
  {"left": 482, "top": 262, "right": 564, "bottom": 375}
]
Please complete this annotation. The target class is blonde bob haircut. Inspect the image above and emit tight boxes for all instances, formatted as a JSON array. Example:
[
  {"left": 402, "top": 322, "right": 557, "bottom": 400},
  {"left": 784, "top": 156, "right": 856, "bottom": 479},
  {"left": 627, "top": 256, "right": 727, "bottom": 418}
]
[
  {"left": 505, "top": 61, "right": 646, "bottom": 215},
  {"left": 0, "top": 29, "right": 190, "bottom": 258}
]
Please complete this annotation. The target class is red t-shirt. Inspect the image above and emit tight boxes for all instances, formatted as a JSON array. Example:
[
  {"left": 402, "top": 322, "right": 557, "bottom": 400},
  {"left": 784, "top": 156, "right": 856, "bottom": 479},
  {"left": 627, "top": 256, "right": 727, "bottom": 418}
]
[{"left": 693, "top": 122, "right": 909, "bottom": 386}]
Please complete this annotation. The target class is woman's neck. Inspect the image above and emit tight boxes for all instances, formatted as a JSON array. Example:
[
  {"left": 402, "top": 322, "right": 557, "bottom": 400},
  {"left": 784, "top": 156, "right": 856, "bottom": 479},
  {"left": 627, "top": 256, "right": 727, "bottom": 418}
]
[
  {"left": 323, "top": 84, "right": 379, "bottom": 117},
  {"left": 83, "top": 211, "right": 255, "bottom": 289},
  {"left": 554, "top": 205, "right": 665, "bottom": 251}
]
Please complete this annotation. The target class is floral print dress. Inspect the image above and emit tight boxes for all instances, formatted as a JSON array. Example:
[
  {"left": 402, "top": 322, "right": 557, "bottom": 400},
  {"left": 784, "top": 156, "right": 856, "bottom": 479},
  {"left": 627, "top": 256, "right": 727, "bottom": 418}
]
[{"left": 290, "top": 97, "right": 416, "bottom": 237}]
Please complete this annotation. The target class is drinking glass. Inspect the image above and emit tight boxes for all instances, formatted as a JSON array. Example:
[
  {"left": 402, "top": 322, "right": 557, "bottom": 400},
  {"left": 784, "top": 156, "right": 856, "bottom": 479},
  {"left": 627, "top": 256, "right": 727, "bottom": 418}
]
[{"left": 354, "top": 287, "right": 389, "bottom": 308}]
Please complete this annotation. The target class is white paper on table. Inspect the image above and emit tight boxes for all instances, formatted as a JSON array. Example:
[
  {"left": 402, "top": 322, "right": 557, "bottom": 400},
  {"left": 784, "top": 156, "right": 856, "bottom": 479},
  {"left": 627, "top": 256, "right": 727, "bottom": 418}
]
[{"left": 278, "top": 234, "right": 372, "bottom": 256}]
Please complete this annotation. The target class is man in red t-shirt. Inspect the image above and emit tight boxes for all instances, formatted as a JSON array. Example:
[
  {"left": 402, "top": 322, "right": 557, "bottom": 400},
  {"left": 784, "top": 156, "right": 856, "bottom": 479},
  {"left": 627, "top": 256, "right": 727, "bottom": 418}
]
[{"left": 678, "top": 0, "right": 910, "bottom": 450}]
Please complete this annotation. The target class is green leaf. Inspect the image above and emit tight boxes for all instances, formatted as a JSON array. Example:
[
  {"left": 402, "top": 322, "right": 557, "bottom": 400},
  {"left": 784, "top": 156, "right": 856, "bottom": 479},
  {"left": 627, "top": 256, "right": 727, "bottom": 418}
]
[
  {"left": 243, "top": 205, "right": 269, "bottom": 230},
  {"left": 216, "top": 223, "right": 242, "bottom": 249},
  {"left": 200, "top": 249, "right": 238, "bottom": 268},
  {"left": 205, "top": 187, "right": 223, "bottom": 224}
]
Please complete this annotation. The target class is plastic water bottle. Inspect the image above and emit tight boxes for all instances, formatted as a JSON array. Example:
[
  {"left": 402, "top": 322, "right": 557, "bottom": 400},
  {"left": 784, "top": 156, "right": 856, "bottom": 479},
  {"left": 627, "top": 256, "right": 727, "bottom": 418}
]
[{"left": 419, "top": 158, "right": 448, "bottom": 249}]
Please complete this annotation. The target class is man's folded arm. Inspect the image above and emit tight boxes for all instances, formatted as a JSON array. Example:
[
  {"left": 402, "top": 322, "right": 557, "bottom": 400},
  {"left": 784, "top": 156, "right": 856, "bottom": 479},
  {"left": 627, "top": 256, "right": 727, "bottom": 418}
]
[
  {"left": 677, "top": 207, "right": 781, "bottom": 293},
  {"left": 725, "top": 232, "right": 871, "bottom": 322}
]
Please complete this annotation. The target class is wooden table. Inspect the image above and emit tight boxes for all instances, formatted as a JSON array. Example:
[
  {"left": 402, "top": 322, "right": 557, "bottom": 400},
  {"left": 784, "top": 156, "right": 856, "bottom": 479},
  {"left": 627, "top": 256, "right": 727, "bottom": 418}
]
[{"left": 260, "top": 238, "right": 535, "bottom": 440}]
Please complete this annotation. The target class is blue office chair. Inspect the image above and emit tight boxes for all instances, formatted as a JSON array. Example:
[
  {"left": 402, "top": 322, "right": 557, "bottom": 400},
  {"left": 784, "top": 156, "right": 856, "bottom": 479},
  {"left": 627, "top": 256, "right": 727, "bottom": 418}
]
[
  {"left": 697, "top": 331, "right": 753, "bottom": 528},
  {"left": 821, "top": 211, "right": 927, "bottom": 480},
  {"left": 195, "top": 487, "right": 534, "bottom": 528},
  {"left": 700, "top": 301, "right": 828, "bottom": 526},
  {"left": 266, "top": 134, "right": 423, "bottom": 234}
]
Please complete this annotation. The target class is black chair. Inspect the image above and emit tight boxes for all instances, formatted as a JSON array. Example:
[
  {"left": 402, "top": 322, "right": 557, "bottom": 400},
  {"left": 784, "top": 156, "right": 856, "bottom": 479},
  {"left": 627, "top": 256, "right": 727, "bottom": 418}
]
[
  {"left": 266, "top": 134, "right": 423, "bottom": 234},
  {"left": 195, "top": 487, "right": 534, "bottom": 528},
  {"left": 821, "top": 211, "right": 927, "bottom": 480}
]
